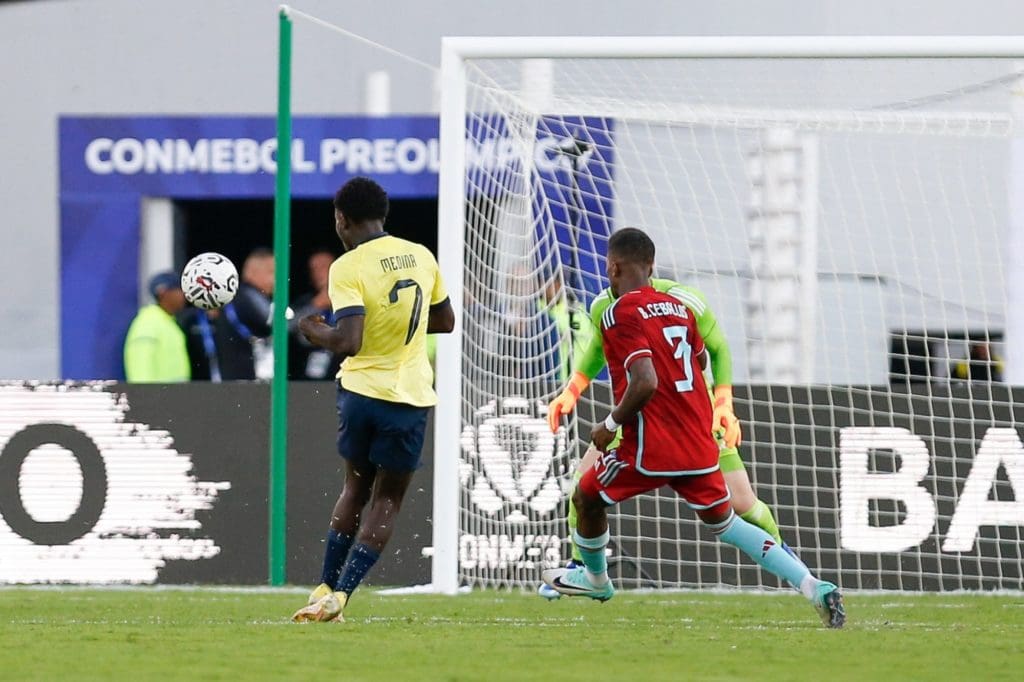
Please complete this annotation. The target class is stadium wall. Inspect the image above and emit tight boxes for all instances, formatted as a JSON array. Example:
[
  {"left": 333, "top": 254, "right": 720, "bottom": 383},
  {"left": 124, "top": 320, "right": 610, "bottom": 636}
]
[
  {"left": 604, "top": 384, "right": 1024, "bottom": 591},
  {"left": 2, "top": 382, "right": 1021, "bottom": 589},
  {"left": 0, "top": 382, "right": 433, "bottom": 586}
]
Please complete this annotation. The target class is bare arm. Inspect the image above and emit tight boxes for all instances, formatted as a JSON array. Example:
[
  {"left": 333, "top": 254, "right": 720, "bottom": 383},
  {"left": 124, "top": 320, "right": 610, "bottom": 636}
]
[
  {"left": 427, "top": 298, "right": 455, "bottom": 334},
  {"left": 609, "top": 356, "right": 657, "bottom": 425},
  {"left": 591, "top": 356, "right": 658, "bottom": 450},
  {"left": 298, "top": 314, "right": 364, "bottom": 358}
]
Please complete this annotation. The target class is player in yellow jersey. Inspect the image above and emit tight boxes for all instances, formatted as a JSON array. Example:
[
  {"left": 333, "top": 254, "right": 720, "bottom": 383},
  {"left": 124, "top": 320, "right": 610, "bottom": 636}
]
[{"left": 292, "top": 177, "right": 454, "bottom": 623}]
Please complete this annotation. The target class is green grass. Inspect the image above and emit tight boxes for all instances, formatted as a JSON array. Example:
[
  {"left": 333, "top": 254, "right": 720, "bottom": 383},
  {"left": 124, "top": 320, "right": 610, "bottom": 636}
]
[{"left": 1, "top": 588, "right": 1022, "bottom": 681}]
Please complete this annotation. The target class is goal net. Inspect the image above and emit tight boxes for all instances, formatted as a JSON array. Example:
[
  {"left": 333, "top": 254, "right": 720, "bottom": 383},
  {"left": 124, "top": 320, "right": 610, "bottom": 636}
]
[{"left": 435, "top": 38, "right": 1024, "bottom": 593}]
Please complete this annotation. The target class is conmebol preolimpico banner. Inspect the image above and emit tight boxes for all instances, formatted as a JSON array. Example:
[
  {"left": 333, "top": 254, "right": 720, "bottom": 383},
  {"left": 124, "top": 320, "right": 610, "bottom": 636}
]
[{"left": 58, "top": 115, "right": 615, "bottom": 381}]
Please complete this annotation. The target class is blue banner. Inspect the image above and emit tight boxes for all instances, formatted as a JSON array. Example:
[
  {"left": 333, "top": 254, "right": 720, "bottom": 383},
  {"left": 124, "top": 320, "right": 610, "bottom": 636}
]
[
  {"left": 59, "top": 115, "right": 615, "bottom": 380},
  {"left": 535, "top": 115, "right": 615, "bottom": 304},
  {"left": 60, "top": 116, "right": 442, "bottom": 199}
]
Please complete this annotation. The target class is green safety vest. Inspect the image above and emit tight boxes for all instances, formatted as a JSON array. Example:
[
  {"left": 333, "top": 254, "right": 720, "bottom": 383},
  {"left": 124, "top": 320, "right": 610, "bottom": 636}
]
[{"left": 123, "top": 304, "right": 191, "bottom": 382}]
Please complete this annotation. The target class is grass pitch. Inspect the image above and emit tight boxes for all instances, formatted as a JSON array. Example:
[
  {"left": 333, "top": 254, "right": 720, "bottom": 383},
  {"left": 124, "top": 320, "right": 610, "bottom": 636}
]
[{"left": 1, "top": 588, "right": 1022, "bottom": 681}]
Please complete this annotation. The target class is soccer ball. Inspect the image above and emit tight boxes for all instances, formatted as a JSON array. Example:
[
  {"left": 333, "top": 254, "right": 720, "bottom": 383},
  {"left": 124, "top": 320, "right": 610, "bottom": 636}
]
[{"left": 181, "top": 252, "right": 239, "bottom": 310}]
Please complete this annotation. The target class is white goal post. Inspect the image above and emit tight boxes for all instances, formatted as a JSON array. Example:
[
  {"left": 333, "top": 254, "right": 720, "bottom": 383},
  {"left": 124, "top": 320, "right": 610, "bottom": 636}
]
[{"left": 433, "top": 36, "right": 1024, "bottom": 595}]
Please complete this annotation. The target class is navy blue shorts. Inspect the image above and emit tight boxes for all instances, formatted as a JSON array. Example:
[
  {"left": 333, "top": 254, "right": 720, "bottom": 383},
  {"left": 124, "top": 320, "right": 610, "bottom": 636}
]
[{"left": 336, "top": 387, "right": 429, "bottom": 472}]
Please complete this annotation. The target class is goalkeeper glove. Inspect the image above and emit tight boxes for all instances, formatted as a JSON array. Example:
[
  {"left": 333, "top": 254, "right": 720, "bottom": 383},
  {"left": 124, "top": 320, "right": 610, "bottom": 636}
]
[
  {"left": 547, "top": 371, "right": 590, "bottom": 433},
  {"left": 712, "top": 384, "right": 742, "bottom": 448}
]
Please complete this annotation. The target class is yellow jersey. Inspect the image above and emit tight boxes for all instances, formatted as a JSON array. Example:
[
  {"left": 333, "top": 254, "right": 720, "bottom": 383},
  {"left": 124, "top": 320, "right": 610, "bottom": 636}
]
[{"left": 328, "top": 233, "right": 448, "bottom": 407}]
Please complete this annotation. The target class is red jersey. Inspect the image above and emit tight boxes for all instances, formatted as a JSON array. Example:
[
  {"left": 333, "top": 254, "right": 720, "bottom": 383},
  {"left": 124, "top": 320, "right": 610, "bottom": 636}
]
[{"left": 599, "top": 286, "right": 719, "bottom": 475}]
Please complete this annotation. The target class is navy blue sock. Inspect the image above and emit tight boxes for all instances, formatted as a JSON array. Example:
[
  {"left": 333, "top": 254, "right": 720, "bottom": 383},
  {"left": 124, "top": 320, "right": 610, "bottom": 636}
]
[
  {"left": 335, "top": 543, "right": 381, "bottom": 595},
  {"left": 319, "top": 529, "right": 354, "bottom": 588}
]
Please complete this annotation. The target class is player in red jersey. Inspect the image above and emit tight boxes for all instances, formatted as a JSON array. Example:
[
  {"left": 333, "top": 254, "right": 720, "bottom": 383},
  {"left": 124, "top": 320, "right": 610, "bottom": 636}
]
[{"left": 541, "top": 228, "right": 845, "bottom": 628}]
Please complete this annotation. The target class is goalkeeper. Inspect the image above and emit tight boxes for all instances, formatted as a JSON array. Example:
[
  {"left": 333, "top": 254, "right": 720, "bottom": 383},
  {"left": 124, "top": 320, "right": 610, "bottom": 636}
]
[{"left": 539, "top": 278, "right": 803, "bottom": 598}]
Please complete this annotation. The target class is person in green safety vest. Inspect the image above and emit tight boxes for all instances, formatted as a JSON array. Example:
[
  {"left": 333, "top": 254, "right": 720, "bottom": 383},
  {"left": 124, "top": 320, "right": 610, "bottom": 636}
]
[{"left": 123, "top": 272, "right": 190, "bottom": 382}]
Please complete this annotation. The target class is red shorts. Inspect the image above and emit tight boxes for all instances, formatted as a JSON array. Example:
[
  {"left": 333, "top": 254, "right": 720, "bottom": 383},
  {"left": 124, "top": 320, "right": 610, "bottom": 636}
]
[{"left": 579, "top": 448, "right": 732, "bottom": 512}]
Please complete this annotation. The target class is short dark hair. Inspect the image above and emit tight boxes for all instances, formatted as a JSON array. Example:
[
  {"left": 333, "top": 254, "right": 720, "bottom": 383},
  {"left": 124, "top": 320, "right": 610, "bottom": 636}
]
[
  {"left": 246, "top": 247, "right": 274, "bottom": 261},
  {"left": 334, "top": 177, "right": 389, "bottom": 224},
  {"left": 608, "top": 227, "right": 655, "bottom": 265}
]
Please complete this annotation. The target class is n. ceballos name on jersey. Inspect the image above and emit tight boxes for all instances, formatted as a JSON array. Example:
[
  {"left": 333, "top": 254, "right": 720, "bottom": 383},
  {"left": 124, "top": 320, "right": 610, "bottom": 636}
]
[{"left": 636, "top": 300, "right": 690, "bottom": 320}]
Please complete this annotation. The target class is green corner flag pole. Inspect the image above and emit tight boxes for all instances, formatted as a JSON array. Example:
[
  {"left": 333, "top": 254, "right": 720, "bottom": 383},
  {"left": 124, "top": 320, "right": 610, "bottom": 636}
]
[{"left": 269, "top": 5, "right": 292, "bottom": 586}]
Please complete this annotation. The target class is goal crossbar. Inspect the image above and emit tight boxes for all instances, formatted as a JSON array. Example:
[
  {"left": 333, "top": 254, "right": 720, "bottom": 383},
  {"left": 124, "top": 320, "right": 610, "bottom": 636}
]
[
  {"left": 468, "top": 98, "right": 1014, "bottom": 135},
  {"left": 442, "top": 35, "right": 1024, "bottom": 60}
]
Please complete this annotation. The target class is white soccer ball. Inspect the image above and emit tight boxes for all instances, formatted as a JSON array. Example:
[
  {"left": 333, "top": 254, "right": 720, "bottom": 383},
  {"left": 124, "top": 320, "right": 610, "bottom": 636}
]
[{"left": 181, "top": 252, "right": 239, "bottom": 310}]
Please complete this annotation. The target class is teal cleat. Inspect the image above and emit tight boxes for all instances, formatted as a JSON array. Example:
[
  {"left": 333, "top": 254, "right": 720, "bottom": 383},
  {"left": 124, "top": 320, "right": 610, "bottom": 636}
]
[
  {"left": 537, "top": 560, "right": 584, "bottom": 600},
  {"left": 813, "top": 581, "right": 846, "bottom": 629},
  {"left": 541, "top": 567, "right": 615, "bottom": 602},
  {"left": 537, "top": 582, "right": 561, "bottom": 600}
]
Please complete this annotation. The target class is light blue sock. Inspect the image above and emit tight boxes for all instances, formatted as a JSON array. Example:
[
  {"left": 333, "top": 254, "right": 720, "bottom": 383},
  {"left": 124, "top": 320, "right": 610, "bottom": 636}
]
[
  {"left": 571, "top": 529, "right": 609, "bottom": 586},
  {"left": 713, "top": 512, "right": 812, "bottom": 592}
]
